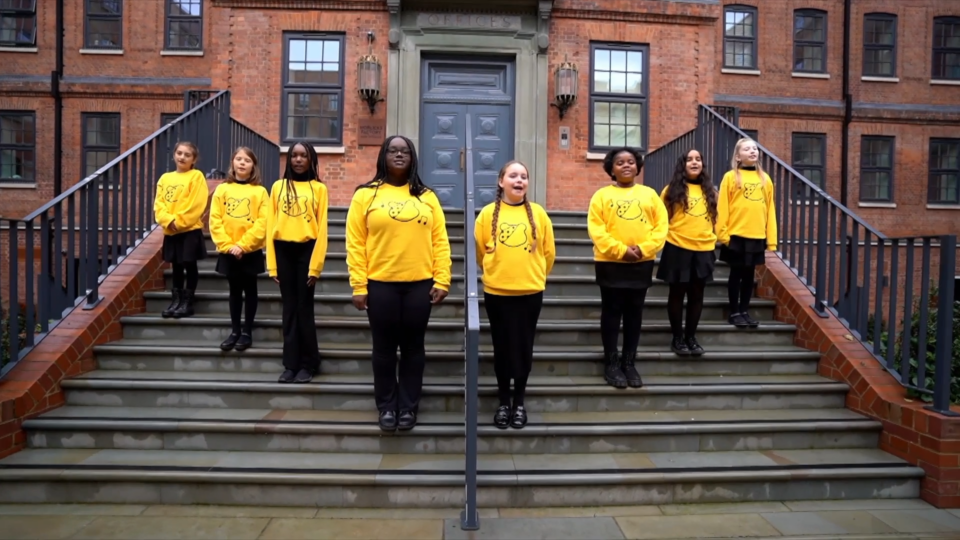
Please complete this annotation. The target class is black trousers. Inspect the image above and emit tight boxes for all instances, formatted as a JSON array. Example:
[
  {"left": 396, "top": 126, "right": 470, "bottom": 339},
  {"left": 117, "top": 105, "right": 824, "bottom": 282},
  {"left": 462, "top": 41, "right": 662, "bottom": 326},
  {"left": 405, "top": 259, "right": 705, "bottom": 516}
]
[
  {"left": 171, "top": 262, "right": 198, "bottom": 290},
  {"left": 275, "top": 240, "right": 319, "bottom": 373},
  {"left": 599, "top": 286, "right": 648, "bottom": 359},
  {"left": 227, "top": 273, "right": 258, "bottom": 335},
  {"left": 728, "top": 265, "right": 757, "bottom": 314},
  {"left": 367, "top": 279, "right": 434, "bottom": 413},
  {"left": 667, "top": 280, "right": 706, "bottom": 339},
  {"left": 484, "top": 292, "right": 543, "bottom": 407}
]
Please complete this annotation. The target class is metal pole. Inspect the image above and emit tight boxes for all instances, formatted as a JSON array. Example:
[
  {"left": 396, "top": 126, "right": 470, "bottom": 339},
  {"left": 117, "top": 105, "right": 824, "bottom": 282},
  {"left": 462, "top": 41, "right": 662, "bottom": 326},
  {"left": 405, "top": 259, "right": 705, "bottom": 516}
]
[
  {"left": 926, "top": 235, "right": 957, "bottom": 416},
  {"left": 460, "top": 113, "right": 480, "bottom": 531}
]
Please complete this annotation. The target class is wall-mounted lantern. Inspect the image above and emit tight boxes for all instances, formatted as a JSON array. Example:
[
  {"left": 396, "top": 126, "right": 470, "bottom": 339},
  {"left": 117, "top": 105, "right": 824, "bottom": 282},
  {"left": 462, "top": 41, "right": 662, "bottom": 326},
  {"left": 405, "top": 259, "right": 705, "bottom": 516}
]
[
  {"left": 551, "top": 57, "right": 578, "bottom": 120},
  {"left": 357, "top": 31, "right": 383, "bottom": 115}
]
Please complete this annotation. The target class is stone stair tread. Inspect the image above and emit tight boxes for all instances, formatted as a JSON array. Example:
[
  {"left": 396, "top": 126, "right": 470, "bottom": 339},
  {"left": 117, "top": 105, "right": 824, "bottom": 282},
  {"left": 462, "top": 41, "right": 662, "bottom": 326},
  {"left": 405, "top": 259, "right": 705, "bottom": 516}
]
[
  {"left": 94, "top": 339, "right": 818, "bottom": 358},
  {"left": 174, "top": 269, "right": 729, "bottom": 284},
  {"left": 29, "top": 405, "right": 875, "bottom": 425},
  {"left": 199, "top": 252, "right": 731, "bottom": 266},
  {"left": 0, "top": 448, "right": 919, "bottom": 482}
]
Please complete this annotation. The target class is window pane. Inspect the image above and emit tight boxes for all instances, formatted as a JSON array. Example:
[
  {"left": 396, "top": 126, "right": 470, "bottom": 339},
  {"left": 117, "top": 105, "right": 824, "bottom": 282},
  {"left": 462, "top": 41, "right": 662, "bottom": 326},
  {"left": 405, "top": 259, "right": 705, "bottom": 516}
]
[
  {"left": 0, "top": 14, "right": 36, "bottom": 44},
  {"left": 593, "top": 124, "right": 610, "bottom": 147},
  {"left": 610, "top": 125, "right": 626, "bottom": 147},
  {"left": 610, "top": 71, "right": 626, "bottom": 93},
  {"left": 625, "top": 72, "right": 642, "bottom": 95},
  {"left": 594, "top": 102, "right": 609, "bottom": 124},
  {"left": 85, "top": 116, "right": 119, "bottom": 146},
  {"left": 594, "top": 48, "right": 609, "bottom": 71},
  {"left": 289, "top": 39, "right": 306, "bottom": 62},
  {"left": 0, "top": 114, "right": 34, "bottom": 144},
  {"left": 933, "top": 52, "right": 960, "bottom": 79},
  {"left": 86, "top": 150, "right": 117, "bottom": 175},
  {"left": 726, "top": 10, "right": 755, "bottom": 37},
  {"left": 865, "top": 49, "right": 894, "bottom": 75},
  {"left": 88, "top": 0, "right": 121, "bottom": 15},
  {"left": 286, "top": 93, "right": 339, "bottom": 140},
  {"left": 933, "top": 173, "right": 958, "bottom": 202},
  {"left": 323, "top": 39, "right": 339, "bottom": 62},
  {"left": 594, "top": 70, "right": 609, "bottom": 92},
  {"left": 610, "top": 50, "right": 626, "bottom": 71},
  {"left": 88, "top": 19, "right": 121, "bottom": 47},
  {"left": 934, "top": 20, "right": 960, "bottom": 48},
  {"left": 627, "top": 51, "right": 642, "bottom": 72},
  {"left": 626, "top": 104, "right": 641, "bottom": 124},
  {"left": 626, "top": 126, "right": 642, "bottom": 148},
  {"left": 306, "top": 40, "right": 322, "bottom": 61},
  {"left": 0, "top": 0, "right": 37, "bottom": 10},
  {"left": 168, "top": 20, "right": 201, "bottom": 49},
  {"left": 610, "top": 103, "right": 626, "bottom": 123},
  {"left": 728, "top": 41, "right": 754, "bottom": 68},
  {"left": 865, "top": 18, "right": 895, "bottom": 45},
  {"left": 168, "top": 0, "right": 200, "bottom": 17},
  {"left": 931, "top": 142, "right": 959, "bottom": 170},
  {"left": 0, "top": 149, "right": 34, "bottom": 181},
  {"left": 795, "top": 15, "right": 824, "bottom": 42}
]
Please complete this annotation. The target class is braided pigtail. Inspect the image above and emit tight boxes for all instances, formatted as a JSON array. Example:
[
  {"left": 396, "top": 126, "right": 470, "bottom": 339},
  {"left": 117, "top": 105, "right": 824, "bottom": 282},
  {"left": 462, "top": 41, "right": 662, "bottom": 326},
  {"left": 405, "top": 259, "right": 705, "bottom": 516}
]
[
  {"left": 487, "top": 187, "right": 502, "bottom": 254},
  {"left": 523, "top": 197, "right": 538, "bottom": 254}
]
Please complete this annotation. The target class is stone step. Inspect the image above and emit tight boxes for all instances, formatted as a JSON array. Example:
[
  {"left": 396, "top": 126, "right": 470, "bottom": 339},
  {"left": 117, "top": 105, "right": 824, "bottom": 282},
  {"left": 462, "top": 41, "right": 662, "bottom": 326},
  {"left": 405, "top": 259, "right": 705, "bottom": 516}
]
[
  {"left": 119, "top": 315, "right": 799, "bottom": 347},
  {"left": 194, "top": 252, "right": 733, "bottom": 278},
  {"left": 94, "top": 341, "right": 820, "bottom": 377},
  {"left": 24, "top": 406, "right": 881, "bottom": 454},
  {"left": 0, "top": 448, "right": 922, "bottom": 507},
  {"left": 166, "top": 271, "right": 739, "bottom": 298},
  {"left": 60, "top": 371, "right": 849, "bottom": 412},
  {"left": 143, "top": 292, "right": 771, "bottom": 322}
]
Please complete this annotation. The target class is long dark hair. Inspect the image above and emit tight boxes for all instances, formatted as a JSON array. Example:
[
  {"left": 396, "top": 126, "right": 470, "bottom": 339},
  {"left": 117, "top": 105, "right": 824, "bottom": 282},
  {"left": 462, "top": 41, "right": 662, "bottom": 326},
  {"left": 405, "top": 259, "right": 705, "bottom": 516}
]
[
  {"left": 664, "top": 149, "right": 718, "bottom": 224},
  {"left": 487, "top": 160, "right": 538, "bottom": 254},
  {"left": 280, "top": 141, "right": 320, "bottom": 210}
]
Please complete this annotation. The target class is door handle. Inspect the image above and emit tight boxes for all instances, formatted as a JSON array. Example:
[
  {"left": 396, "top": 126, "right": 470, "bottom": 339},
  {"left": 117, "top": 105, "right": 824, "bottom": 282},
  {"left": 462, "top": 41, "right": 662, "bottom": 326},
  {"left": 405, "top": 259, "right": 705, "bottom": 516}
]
[{"left": 460, "top": 148, "right": 465, "bottom": 171}]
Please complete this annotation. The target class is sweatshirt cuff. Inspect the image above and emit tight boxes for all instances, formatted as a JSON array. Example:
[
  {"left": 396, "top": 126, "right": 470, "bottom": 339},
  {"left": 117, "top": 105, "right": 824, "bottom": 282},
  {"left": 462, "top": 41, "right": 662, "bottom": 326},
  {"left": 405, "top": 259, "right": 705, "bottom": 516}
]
[
  {"left": 767, "top": 244, "right": 777, "bottom": 252},
  {"left": 432, "top": 282, "right": 450, "bottom": 292},
  {"left": 267, "top": 269, "right": 276, "bottom": 277},
  {"left": 352, "top": 287, "right": 368, "bottom": 296}
]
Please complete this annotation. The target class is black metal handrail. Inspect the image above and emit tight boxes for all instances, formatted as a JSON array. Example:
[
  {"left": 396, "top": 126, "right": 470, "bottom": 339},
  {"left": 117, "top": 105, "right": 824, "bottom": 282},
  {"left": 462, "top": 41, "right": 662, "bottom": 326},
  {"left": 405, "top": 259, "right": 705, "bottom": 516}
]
[
  {"left": 645, "top": 104, "right": 957, "bottom": 414},
  {"left": 1, "top": 90, "right": 280, "bottom": 376},
  {"left": 460, "top": 114, "right": 481, "bottom": 530}
]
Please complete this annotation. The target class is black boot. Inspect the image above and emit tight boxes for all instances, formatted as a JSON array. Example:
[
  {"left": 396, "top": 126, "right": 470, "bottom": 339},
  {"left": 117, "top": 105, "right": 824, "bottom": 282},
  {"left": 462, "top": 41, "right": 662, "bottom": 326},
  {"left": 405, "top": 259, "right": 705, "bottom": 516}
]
[
  {"left": 621, "top": 353, "right": 643, "bottom": 388},
  {"left": 671, "top": 335, "right": 691, "bottom": 356},
  {"left": 162, "top": 289, "right": 182, "bottom": 318},
  {"left": 173, "top": 289, "right": 195, "bottom": 319},
  {"left": 603, "top": 352, "right": 628, "bottom": 389}
]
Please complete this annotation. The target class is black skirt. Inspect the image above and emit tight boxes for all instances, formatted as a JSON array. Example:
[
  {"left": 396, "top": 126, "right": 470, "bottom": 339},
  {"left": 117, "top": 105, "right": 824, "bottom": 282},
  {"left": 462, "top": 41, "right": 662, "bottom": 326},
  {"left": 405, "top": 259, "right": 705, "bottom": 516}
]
[
  {"left": 215, "top": 249, "right": 265, "bottom": 277},
  {"left": 656, "top": 241, "right": 716, "bottom": 284},
  {"left": 595, "top": 260, "right": 655, "bottom": 290},
  {"left": 719, "top": 235, "right": 766, "bottom": 267},
  {"left": 162, "top": 229, "right": 207, "bottom": 264}
]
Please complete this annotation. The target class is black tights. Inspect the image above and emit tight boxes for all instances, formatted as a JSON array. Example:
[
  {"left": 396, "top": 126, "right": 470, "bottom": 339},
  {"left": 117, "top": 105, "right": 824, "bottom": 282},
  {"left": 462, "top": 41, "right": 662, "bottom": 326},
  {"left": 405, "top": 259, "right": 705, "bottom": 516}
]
[
  {"left": 727, "top": 265, "right": 756, "bottom": 314},
  {"left": 667, "top": 280, "right": 706, "bottom": 339},
  {"left": 171, "top": 262, "right": 198, "bottom": 290},
  {"left": 599, "top": 287, "right": 648, "bottom": 359},
  {"left": 228, "top": 273, "right": 258, "bottom": 335}
]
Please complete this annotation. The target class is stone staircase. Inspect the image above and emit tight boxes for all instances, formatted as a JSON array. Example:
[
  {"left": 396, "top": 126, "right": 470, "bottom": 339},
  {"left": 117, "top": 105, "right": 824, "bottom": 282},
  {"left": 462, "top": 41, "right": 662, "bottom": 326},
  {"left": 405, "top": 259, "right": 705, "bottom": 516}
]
[{"left": 0, "top": 208, "right": 924, "bottom": 508}]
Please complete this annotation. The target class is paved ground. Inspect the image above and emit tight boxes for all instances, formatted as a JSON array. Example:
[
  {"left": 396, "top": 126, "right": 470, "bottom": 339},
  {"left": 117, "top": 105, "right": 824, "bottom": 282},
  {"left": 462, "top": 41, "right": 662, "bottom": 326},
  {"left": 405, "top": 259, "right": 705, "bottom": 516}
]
[{"left": 1, "top": 500, "right": 960, "bottom": 539}]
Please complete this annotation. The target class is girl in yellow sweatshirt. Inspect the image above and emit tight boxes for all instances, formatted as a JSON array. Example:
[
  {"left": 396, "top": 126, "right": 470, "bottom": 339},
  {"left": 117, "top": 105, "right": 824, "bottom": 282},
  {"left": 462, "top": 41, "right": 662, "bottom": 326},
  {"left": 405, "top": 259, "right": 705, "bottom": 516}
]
[
  {"left": 475, "top": 161, "right": 556, "bottom": 430},
  {"left": 658, "top": 149, "right": 718, "bottom": 357},
  {"left": 716, "top": 137, "right": 778, "bottom": 329},
  {"left": 154, "top": 141, "right": 209, "bottom": 319},
  {"left": 266, "top": 142, "right": 329, "bottom": 384},
  {"left": 209, "top": 147, "right": 269, "bottom": 352},
  {"left": 346, "top": 135, "right": 452, "bottom": 432},
  {"left": 588, "top": 147, "right": 668, "bottom": 389}
]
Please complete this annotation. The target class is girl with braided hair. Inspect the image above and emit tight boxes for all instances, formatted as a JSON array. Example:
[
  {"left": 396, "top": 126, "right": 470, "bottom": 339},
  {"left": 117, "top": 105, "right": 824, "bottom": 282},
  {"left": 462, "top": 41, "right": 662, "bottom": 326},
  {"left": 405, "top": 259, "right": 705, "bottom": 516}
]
[
  {"left": 346, "top": 135, "right": 451, "bottom": 432},
  {"left": 475, "top": 161, "right": 555, "bottom": 429},
  {"left": 265, "top": 142, "right": 329, "bottom": 384}
]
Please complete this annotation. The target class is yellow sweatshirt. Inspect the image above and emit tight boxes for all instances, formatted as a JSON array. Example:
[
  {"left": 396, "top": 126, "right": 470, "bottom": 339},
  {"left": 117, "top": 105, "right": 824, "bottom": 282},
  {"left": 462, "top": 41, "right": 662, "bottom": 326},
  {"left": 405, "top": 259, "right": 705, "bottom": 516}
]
[
  {"left": 265, "top": 178, "right": 329, "bottom": 278},
  {"left": 209, "top": 181, "right": 269, "bottom": 254},
  {"left": 346, "top": 182, "right": 452, "bottom": 296},
  {"left": 660, "top": 181, "right": 718, "bottom": 252},
  {"left": 154, "top": 169, "right": 209, "bottom": 235},
  {"left": 588, "top": 183, "right": 669, "bottom": 263},
  {"left": 475, "top": 201, "right": 556, "bottom": 296},
  {"left": 716, "top": 168, "right": 778, "bottom": 251}
]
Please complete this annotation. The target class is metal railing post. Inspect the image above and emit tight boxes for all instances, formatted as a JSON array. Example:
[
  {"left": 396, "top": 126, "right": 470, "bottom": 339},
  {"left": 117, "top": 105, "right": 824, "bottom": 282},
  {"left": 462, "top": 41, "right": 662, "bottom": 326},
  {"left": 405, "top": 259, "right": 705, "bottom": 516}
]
[
  {"left": 461, "top": 113, "right": 480, "bottom": 531},
  {"left": 927, "top": 235, "right": 957, "bottom": 416}
]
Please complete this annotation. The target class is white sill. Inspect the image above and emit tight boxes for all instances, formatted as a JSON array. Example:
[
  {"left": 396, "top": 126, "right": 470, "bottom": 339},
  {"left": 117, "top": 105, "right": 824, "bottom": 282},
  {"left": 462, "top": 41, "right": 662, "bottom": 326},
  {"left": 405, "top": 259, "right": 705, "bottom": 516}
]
[
  {"left": 792, "top": 72, "right": 830, "bottom": 79},
  {"left": 0, "top": 46, "right": 38, "bottom": 53},
  {"left": 862, "top": 76, "right": 899, "bottom": 83},
  {"left": 858, "top": 201, "right": 897, "bottom": 209},
  {"left": 931, "top": 79, "right": 960, "bottom": 86},
  {"left": 0, "top": 183, "right": 37, "bottom": 189},
  {"left": 926, "top": 204, "right": 960, "bottom": 210},
  {"left": 280, "top": 145, "right": 345, "bottom": 155},
  {"left": 586, "top": 152, "right": 606, "bottom": 161},
  {"left": 80, "top": 48, "right": 123, "bottom": 55},
  {"left": 161, "top": 50, "right": 204, "bottom": 57},
  {"left": 721, "top": 68, "right": 761, "bottom": 76}
]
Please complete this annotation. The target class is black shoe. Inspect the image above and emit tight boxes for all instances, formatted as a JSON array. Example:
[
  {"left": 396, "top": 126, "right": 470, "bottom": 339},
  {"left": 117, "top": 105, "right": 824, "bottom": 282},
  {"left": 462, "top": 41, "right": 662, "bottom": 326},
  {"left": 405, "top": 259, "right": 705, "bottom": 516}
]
[
  {"left": 621, "top": 354, "right": 643, "bottom": 388},
  {"left": 603, "top": 352, "right": 628, "bottom": 389},
  {"left": 293, "top": 368, "right": 314, "bottom": 384},
  {"left": 742, "top": 313, "right": 760, "bottom": 328},
  {"left": 162, "top": 289, "right": 182, "bottom": 318},
  {"left": 686, "top": 336, "right": 705, "bottom": 356},
  {"left": 379, "top": 410, "right": 398, "bottom": 432},
  {"left": 671, "top": 336, "right": 691, "bottom": 356},
  {"left": 220, "top": 333, "right": 240, "bottom": 351},
  {"left": 172, "top": 289, "right": 195, "bottom": 319},
  {"left": 728, "top": 313, "right": 750, "bottom": 329},
  {"left": 398, "top": 410, "right": 417, "bottom": 431},
  {"left": 278, "top": 369, "right": 296, "bottom": 384},
  {"left": 493, "top": 405, "right": 511, "bottom": 429},
  {"left": 234, "top": 333, "right": 253, "bottom": 351},
  {"left": 510, "top": 406, "right": 528, "bottom": 429}
]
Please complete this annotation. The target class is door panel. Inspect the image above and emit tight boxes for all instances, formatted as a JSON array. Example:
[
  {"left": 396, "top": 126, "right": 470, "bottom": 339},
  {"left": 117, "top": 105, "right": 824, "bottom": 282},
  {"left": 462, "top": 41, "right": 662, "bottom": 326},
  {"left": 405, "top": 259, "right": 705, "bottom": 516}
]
[
  {"left": 468, "top": 104, "right": 513, "bottom": 207},
  {"left": 420, "top": 103, "right": 467, "bottom": 208}
]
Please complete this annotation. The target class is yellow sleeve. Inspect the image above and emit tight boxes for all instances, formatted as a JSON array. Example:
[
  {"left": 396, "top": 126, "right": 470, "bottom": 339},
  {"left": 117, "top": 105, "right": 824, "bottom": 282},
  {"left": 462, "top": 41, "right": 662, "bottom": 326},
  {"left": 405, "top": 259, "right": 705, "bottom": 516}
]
[
  {"left": 345, "top": 189, "right": 370, "bottom": 295},
  {"left": 716, "top": 175, "right": 731, "bottom": 245},
  {"left": 587, "top": 189, "right": 627, "bottom": 260},
  {"left": 153, "top": 175, "right": 175, "bottom": 229},
  {"left": 265, "top": 183, "right": 278, "bottom": 277},
  {"left": 208, "top": 185, "right": 230, "bottom": 253},
  {"left": 238, "top": 187, "right": 269, "bottom": 253},
  {"left": 765, "top": 175, "right": 778, "bottom": 251},
  {"left": 429, "top": 193, "right": 452, "bottom": 291},
  {"left": 474, "top": 207, "right": 488, "bottom": 270},
  {"left": 540, "top": 208, "right": 556, "bottom": 276},
  {"left": 307, "top": 182, "right": 329, "bottom": 278},
  {"left": 638, "top": 190, "right": 669, "bottom": 259},
  {"left": 174, "top": 170, "right": 209, "bottom": 230}
]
